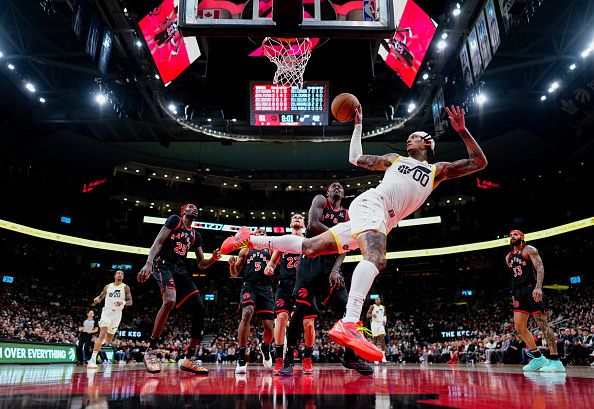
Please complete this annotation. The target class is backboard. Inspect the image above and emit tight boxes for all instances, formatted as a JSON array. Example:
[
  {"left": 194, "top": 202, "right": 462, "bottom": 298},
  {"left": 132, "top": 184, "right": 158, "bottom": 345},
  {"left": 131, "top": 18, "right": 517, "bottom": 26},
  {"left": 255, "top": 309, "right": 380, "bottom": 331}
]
[{"left": 178, "top": 0, "right": 406, "bottom": 38}]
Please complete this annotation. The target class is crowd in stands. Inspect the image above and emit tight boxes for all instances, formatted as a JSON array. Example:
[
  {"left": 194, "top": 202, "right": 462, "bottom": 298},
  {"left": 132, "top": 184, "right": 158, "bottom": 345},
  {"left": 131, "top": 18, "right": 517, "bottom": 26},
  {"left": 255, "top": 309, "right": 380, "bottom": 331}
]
[{"left": 2, "top": 264, "right": 593, "bottom": 367}]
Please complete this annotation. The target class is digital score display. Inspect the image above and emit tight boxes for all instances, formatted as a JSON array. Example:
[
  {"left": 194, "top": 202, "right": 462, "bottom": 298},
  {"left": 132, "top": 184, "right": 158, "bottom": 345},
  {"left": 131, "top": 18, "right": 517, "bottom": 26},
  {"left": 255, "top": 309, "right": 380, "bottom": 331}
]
[{"left": 249, "top": 82, "right": 329, "bottom": 126}]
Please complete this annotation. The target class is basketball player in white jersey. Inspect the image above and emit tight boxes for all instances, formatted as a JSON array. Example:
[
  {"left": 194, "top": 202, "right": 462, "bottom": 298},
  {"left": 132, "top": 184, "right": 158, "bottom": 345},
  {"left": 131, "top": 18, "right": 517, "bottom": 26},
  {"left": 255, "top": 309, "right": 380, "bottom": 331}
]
[
  {"left": 221, "top": 105, "right": 487, "bottom": 361},
  {"left": 366, "top": 297, "right": 387, "bottom": 362},
  {"left": 87, "top": 270, "right": 132, "bottom": 369}
]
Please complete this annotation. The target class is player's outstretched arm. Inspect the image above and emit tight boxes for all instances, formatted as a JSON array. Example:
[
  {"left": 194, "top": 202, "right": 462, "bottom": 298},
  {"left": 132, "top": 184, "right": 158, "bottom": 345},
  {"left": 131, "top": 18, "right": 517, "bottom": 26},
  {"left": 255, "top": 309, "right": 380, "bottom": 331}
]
[
  {"left": 93, "top": 285, "right": 108, "bottom": 305},
  {"left": 229, "top": 248, "right": 248, "bottom": 278},
  {"left": 434, "top": 106, "right": 487, "bottom": 185},
  {"left": 197, "top": 247, "right": 221, "bottom": 270},
  {"left": 137, "top": 226, "right": 171, "bottom": 282},
  {"left": 349, "top": 105, "right": 399, "bottom": 171},
  {"left": 265, "top": 250, "right": 281, "bottom": 276}
]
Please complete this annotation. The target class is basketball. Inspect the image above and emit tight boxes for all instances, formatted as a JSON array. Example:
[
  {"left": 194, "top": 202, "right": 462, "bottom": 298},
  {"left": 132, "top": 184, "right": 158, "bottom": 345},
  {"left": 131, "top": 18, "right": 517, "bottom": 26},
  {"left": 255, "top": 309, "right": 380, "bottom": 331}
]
[{"left": 331, "top": 93, "right": 360, "bottom": 122}]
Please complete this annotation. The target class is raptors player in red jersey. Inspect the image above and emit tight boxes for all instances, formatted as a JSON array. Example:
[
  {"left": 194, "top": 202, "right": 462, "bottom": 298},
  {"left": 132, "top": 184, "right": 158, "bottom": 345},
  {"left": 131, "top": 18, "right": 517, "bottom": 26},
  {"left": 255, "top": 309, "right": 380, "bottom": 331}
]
[
  {"left": 229, "top": 229, "right": 275, "bottom": 374},
  {"left": 264, "top": 214, "right": 305, "bottom": 375},
  {"left": 137, "top": 204, "right": 220, "bottom": 375},
  {"left": 507, "top": 229, "right": 565, "bottom": 372}
]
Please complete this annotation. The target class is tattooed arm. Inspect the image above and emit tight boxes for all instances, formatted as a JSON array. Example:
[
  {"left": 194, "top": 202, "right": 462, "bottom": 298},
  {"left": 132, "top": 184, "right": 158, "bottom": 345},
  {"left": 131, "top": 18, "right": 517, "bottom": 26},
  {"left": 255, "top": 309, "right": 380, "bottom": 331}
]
[
  {"left": 349, "top": 105, "right": 400, "bottom": 171},
  {"left": 524, "top": 245, "right": 545, "bottom": 302},
  {"left": 434, "top": 106, "right": 488, "bottom": 186}
]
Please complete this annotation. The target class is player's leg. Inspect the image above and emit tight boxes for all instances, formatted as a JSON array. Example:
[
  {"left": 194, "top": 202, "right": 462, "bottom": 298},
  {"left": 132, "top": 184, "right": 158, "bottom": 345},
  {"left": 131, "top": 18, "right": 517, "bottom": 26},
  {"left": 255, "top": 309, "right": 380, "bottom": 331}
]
[
  {"left": 324, "top": 275, "right": 374, "bottom": 375},
  {"left": 273, "top": 311, "right": 289, "bottom": 373},
  {"left": 222, "top": 225, "right": 342, "bottom": 257},
  {"left": 236, "top": 286, "right": 255, "bottom": 373},
  {"left": 178, "top": 283, "right": 209, "bottom": 375},
  {"left": 533, "top": 313, "right": 565, "bottom": 372},
  {"left": 329, "top": 230, "right": 386, "bottom": 362},
  {"left": 302, "top": 314, "right": 316, "bottom": 375},
  {"left": 514, "top": 311, "right": 547, "bottom": 371},
  {"left": 255, "top": 289, "right": 275, "bottom": 368},
  {"left": 88, "top": 327, "right": 109, "bottom": 368}
]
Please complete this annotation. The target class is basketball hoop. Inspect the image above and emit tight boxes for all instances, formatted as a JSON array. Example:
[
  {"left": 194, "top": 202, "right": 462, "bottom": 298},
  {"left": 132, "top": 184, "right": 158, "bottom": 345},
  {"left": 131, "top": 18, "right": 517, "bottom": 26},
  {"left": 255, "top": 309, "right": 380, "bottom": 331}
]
[{"left": 262, "top": 37, "right": 313, "bottom": 89}]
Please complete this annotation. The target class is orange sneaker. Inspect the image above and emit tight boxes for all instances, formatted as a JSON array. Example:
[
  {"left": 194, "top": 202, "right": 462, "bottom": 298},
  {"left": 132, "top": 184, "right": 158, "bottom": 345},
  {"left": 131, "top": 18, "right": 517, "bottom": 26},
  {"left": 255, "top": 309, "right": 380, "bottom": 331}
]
[
  {"left": 328, "top": 320, "right": 383, "bottom": 362},
  {"left": 302, "top": 357, "right": 314, "bottom": 375},
  {"left": 272, "top": 358, "right": 284, "bottom": 376},
  {"left": 180, "top": 358, "right": 209, "bottom": 375},
  {"left": 220, "top": 226, "right": 252, "bottom": 255}
]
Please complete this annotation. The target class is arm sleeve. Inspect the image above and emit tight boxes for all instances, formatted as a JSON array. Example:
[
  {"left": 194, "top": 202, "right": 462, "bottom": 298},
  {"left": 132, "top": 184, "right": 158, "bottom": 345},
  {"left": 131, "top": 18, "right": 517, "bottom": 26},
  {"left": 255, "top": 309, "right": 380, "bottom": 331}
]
[
  {"left": 164, "top": 215, "right": 181, "bottom": 230},
  {"left": 349, "top": 124, "right": 363, "bottom": 165}
]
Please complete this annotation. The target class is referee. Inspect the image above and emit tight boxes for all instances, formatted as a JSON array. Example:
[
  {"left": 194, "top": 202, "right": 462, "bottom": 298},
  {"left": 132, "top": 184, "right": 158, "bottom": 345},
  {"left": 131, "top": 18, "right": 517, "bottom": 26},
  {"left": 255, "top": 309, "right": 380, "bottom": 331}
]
[{"left": 78, "top": 310, "right": 98, "bottom": 364}]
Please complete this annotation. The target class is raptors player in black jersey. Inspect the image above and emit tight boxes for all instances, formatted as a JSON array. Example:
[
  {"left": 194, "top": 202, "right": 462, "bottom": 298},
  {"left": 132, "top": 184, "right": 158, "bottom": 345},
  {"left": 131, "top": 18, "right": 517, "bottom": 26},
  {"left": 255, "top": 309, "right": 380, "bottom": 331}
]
[
  {"left": 506, "top": 229, "right": 565, "bottom": 372},
  {"left": 228, "top": 229, "right": 275, "bottom": 374},
  {"left": 137, "top": 204, "right": 220, "bottom": 375},
  {"left": 280, "top": 182, "right": 373, "bottom": 376},
  {"left": 264, "top": 214, "right": 305, "bottom": 375}
]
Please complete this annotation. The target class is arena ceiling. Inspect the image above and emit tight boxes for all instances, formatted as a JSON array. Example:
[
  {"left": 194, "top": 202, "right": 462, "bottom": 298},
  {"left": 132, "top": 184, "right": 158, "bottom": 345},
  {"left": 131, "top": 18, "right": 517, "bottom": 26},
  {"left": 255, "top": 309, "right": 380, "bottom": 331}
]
[{"left": 0, "top": 0, "right": 593, "bottom": 176}]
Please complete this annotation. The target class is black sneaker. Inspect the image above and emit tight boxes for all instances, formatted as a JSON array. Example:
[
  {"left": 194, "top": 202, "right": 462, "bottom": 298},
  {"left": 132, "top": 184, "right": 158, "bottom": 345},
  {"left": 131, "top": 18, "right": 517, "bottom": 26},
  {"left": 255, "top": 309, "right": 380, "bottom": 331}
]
[
  {"left": 342, "top": 357, "right": 374, "bottom": 376},
  {"left": 279, "top": 364, "right": 294, "bottom": 377}
]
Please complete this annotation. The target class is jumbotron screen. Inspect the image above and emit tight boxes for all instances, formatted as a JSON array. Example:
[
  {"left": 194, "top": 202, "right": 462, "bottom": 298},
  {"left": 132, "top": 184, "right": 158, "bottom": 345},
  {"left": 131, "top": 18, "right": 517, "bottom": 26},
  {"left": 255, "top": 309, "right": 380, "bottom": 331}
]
[{"left": 249, "top": 82, "right": 329, "bottom": 126}]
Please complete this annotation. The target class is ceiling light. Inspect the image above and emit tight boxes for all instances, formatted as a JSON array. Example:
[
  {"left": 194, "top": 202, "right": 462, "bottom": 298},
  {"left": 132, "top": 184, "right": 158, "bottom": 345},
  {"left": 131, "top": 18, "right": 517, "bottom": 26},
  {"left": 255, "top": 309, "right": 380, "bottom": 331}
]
[
  {"left": 233, "top": 210, "right": 237, "bottom": 214},
  {"left": 0, "top": 51, "right": 3, "bottom": 59},
  {"left": 261, "top": 212, "right": 265, "bottom": 215},
  {"left": 581, "top": 47, "right": 592, "bottom": 58},
  {"left": 135, "top": 40, "right": 142, "bottom": 48},
  {"left": 39, "top": 97, "right": 46, "bottom": 103},
  {"left": 452, "top": 3, "right": 461, "bottom": 16},
  {"left": 446, "top": 199, "right": 451, "bottom": 203},
  {"left": 164, "top": 174, "right": 168, "bottom": 177},
  {"left": 25, "top": 83, "right": 36, "bottom": 93},
  {"left": 232, "top": 118, "right": 237, "bottom": 122},
  {"left": 223, "top": 182, "right": 227, "bottom": 186},
  {"left": 123, "top": 198, "right": 128, "bottom": 201},
  {"left": 476, "top": 93, "right": 487, "bottom": 105},
  {"left": 209, "top": 209, "right": 213, "bottom": 212},
  {"left": 124, "top": 167, "right": 128, "bottom": 170},
  {"left": 458, "top": 197, "right": 462, "bottom": 201},
  {"left": 233, "top": 184, "right": 238, "bottom": 187},
  {"left": 123, "top": 7, "right": 128, "bottom": 13},
  {"left": 298, "top": 185, "right": 303, "bottom": 188},
  {"left": 154, "top": 74, "right": 160, "bottom": 80},
  {"left": 309, "top": 185, "right": 313, "bottom": 189},
  {"left": 274, "top": 185, "right": 278, "bottom": 188},
  {"left": 346, "top": 184, "right": 350, "bottom": 187},
  {"left": 441, "top": 33, "right": 448, "bottom": 40},
  {"left": 168, "top": 104, "right": 176, "bottom": 112},
  {"left": 7, "top": 63, "right": 15, "bottom": 70},
  {"left": 437, "top": 40, "right": 447, "bottom": 50},
  {"left": 550, "top": 81, "right": 559, "bottom": 90},
  {"left": 186, "top": 177, "right": 191, "bottom": 181},
  {"left": 150, "top": 203, "right": 154, "bottom": 205},
  {"left": 95, "top": 94, "right": 107, "bottom": 105},
  {"left": 166, "top": 204, "right": 170, "bottom": 207},
  {"left": 407, "top": 103, "right": 416, "bottom": 113},
  {"left": 422, "top": 73, "right": 429, "bottom": 80},
  {"left": 540, "top": 95, "right": 547, "bottom": 101},
  {"left": 152, "top": 172, "right": 156, "bottom": 176},
  {"left": 175, "top": 176, "right": 179, "bottom": 179},
  {"left": 569, "top": 63, "right": 576, "bottom": 70},
  {"left": 207, "top": 118, "right": 212, "bottom": 122},
  {"left": 135, "top": 169, "right": 139, "bottom": 173},
  {"left": 135, "top": 200, "right": 139, "bottom": 203}
]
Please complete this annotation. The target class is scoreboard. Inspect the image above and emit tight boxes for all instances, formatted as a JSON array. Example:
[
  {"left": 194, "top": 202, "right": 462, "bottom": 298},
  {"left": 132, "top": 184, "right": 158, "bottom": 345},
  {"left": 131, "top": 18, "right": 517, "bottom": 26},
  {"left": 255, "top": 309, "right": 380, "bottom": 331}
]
[{"left": 249, "top": 81, "right": 329, "bottom": 126}]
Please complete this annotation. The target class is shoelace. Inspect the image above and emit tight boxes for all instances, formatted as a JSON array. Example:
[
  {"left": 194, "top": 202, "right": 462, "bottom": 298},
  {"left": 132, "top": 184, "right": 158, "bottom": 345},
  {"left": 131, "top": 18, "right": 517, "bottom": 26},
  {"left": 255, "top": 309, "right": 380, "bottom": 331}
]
[{"left": 355, "top": 322, "right": 373, "bottom": 337}]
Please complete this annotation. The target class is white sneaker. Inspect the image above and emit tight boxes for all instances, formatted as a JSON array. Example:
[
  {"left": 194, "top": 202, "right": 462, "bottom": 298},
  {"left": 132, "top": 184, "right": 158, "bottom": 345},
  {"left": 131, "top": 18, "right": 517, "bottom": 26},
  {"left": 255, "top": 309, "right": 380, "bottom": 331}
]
[
  {"left": 261, "top": 346, "right": 272, "bottom": 368},
  {"left": 87, "top": 361, "right": 98, "bottom": 369},
  {"left": 235, "top": 362, "right": 247, "bottom": 374}
]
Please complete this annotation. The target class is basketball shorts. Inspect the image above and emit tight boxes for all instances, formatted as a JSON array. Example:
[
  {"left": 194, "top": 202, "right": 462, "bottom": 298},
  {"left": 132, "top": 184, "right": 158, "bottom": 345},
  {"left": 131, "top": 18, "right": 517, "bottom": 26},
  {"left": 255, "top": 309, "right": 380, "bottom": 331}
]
[
  {"left": 513, "top": 286, "right": 546, "bottom": 315},
  {"left": 293, "top": 255, "right": 348, "bottom": 318},
  {"left": 274, "top": 279, "right": 296, "bottom": 316},
  {"left": 371, "top": 322, "right": 386, "bottom": 337},
  {"left": 240, "top": 284, "right": 275, "bottom": 321},
  {"left": 329, "top": 190, "right": 396, "bottom": 254},
  {"left": 152, "top": 257, "right": 201, "bottom": 309},
  {"left": 98, "top": 308, "right": 122, "bottom": 335}
]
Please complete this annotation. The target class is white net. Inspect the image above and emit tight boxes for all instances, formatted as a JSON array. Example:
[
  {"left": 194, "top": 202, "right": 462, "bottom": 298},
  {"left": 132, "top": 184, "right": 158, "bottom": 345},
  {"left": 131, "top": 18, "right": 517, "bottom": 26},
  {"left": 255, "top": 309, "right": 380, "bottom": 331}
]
[{"left": 262, "top": 37, "right": 313, "bottom": 89}]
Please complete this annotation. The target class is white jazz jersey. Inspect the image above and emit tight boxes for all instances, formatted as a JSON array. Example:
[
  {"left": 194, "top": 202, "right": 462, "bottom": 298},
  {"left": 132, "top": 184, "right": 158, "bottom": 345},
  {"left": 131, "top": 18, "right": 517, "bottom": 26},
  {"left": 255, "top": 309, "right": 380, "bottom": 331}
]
[
  {"left": 99, "top": 282, "right": 126, "bottom": 335},
  {"left": 329, "top": 156, "right": 436, "bottom": 253},
  {"left": 373, "top": 156, "right": 436, "bottom": 232},
  {"left": 370, "top": 305, "right": 387, "bottom": 337}
]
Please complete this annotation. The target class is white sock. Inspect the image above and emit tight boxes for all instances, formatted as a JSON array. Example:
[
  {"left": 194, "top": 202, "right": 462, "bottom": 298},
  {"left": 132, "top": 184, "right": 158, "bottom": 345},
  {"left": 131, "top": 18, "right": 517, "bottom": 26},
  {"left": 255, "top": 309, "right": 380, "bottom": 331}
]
[
  {"left": 343, "top": 260, "right": 379, "bottom": 323},
  {"left": 251, "top": 234, "right": 304, "bottom": 254},
  {"left": 91, "top": 351, "right": 98, "bottom": 362}
]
